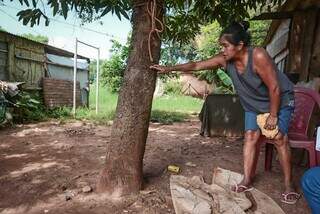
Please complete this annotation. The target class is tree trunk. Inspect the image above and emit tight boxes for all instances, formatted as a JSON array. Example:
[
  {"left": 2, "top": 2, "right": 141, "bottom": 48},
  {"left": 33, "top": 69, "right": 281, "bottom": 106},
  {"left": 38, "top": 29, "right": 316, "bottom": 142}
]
[{"left": 97, "top": 0, "right": 164, "bottom": 197}]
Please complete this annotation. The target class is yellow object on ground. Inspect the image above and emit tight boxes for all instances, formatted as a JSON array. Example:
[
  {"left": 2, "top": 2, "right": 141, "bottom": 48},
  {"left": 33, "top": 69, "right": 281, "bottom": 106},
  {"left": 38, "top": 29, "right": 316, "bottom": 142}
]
[{"left": 168, "top": 165, "right": 180, "bottom": 173}]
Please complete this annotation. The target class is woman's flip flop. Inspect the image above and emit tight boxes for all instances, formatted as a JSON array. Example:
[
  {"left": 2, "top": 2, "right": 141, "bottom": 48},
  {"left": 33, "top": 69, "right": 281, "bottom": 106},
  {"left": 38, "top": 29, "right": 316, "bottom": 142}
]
[{"left": 281, "top": 192, "right": 300, "bottom": 204}]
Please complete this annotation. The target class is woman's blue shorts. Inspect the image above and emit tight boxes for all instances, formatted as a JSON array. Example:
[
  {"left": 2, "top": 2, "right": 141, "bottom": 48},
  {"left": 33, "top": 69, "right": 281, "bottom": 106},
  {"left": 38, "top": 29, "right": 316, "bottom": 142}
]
[{"left": 244, "top": 105, "right": 294, "bottom": 135}]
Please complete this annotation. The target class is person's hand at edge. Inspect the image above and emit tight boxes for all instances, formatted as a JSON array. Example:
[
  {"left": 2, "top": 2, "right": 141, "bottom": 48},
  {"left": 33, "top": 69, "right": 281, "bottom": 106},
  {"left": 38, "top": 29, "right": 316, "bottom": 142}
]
[{"left": 150, "top": 64, "right": 171, "bottom": 74}]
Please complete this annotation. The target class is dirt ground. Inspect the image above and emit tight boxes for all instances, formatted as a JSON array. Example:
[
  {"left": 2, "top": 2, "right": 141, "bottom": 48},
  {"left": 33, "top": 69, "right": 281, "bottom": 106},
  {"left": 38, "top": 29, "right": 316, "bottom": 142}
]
[{"left": 0, "top": 119, "right": 311, "bottom": 214}]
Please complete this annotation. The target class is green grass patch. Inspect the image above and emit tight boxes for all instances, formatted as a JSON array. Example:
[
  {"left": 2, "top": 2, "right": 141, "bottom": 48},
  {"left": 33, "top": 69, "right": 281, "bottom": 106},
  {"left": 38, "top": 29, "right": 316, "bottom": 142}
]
[
  {"left": 152, "top": 95, "right": 203, "bottom": 113},
  {"left": 44, "top": 85, "right": 203, "bottom": 124},
  {"left": 150, "top": 110, "right": 188, "bottom": 124}
]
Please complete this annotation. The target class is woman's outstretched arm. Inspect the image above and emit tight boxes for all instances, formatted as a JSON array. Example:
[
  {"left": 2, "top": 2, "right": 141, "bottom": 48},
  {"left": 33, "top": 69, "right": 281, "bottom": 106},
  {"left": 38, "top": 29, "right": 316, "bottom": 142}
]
[{"left": 150, "top": 53, "right": 226, "bottom": 74}]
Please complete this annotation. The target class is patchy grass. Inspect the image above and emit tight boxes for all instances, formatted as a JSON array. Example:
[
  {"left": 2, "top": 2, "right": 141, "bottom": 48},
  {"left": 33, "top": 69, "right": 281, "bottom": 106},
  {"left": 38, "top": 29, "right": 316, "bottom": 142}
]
[
  {"left": 152, "top": 95, "right": 203, "bottom": 113},
  {"left": 46, "top": 85, "right": 203, "bottom": 124}
]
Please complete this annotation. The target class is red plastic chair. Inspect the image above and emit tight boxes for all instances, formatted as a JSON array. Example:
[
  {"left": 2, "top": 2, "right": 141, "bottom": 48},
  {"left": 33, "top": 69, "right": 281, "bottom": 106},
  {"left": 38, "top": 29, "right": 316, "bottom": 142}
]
[{"left": 257, "top": 87, "right": 320, "bottom": 171}]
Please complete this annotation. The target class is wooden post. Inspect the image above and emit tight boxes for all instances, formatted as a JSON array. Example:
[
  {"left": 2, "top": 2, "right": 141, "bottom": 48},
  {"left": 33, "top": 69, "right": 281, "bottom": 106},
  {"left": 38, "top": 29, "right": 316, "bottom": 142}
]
[
  {"left": 7, "top": 43, "right": 14, "bottom": 81},
  {"left": 309, "top": 10, "right": 320, "bottom": 79},
  {"left": 288, "top": 9, "right": 318, "bottom": 81},
  {"left": 300, "top": 9, "right": 318, "bottom": 81}
]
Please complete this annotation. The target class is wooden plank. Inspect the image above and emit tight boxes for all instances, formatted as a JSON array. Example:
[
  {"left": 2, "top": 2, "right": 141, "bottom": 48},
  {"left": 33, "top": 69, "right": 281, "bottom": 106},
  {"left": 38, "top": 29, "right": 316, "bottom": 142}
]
[
  {"left": 267, "top": 32, "right": 289, "bottom": 58},
  {"left": 300, "top": 9, "right": 318, "bottom": 81},
  {"left": 252, "top": 11, "right": 294, "bottom": 20},
  {"left": 288, "top": 12, "right": 304, "bottom": 75},
  {"left": 310, "top": 12, "right": 320, "bottom": 79},
  {"left": 8, "top": 43, "right": 15, "bottom": 82},
  {"left": 288, "top": 10, "right": 317, "bottom": 80}
]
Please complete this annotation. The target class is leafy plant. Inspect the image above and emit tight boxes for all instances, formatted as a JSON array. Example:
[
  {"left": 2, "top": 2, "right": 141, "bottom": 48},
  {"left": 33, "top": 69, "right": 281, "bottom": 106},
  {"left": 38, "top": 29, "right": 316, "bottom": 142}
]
[
  {"left": 89, "top": 59, "right": 105, "bottom": 83},
  {"left": 0, "top": 91, "right": 7, "bottom": 124},
  {"left": 13, "top": 91, "right": 46, "bottom": 122},
  {"left": 20, "top": 33, "right": 49, "bottom": 44},
  {"left": 215, "top": 69, "right": 234, "bottom": 94},
  {"left": 46, "top": 107, "right": 72, "bottom": 119},
  {"left": 150, "top": 110, "right": 187, "bottom": 124},
  {"left": 163, "top": 79, "right": 183, "bottom": 95},
  {"left": 100, "top": 39, "right": 128, "bottom": 93},
  {"left": 195, "top": 69, "right": 235, "bottom": 94}
]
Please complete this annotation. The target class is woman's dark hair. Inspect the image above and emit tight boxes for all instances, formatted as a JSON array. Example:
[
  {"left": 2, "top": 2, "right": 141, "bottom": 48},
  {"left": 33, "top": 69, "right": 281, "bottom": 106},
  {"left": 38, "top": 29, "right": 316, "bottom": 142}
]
[{"left": 220, "top": 21, "right": 251, "bottom": 46}]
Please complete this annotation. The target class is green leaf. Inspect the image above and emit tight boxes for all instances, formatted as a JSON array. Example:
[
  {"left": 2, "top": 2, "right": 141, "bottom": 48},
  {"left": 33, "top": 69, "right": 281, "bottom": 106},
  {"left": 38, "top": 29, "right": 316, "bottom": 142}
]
[
  {"left": 119, "top": 9, "right": 129, "bottom": 20},
  {"left": 45, "top": 18, "right": 50, "bottom": 26},
  {"left": 217, "top": 69, "right": 233, "bottom": 87},
  {"left": 29, "top": 98, "right": 40, "bottom": 104},
  {"left": 30, "top": 17, "right": 36, "bottom": 27},
  {"left": 61, "top": 1, "right": 68, "bottom": 19},
  {"left": 52, "top": 2, "right": 59, "bottom": 16},
  {"left": 100, "top": 6, "right": 111, "bottom": 17},
  {"left": 115, "top": 9, "right": 121, "bottom": 20},
  {"left": 22, "top": 15, "right": 32, "bottom": 25},
  {"left": 23, "top": 0, "right": 29, "bottom": 7}
]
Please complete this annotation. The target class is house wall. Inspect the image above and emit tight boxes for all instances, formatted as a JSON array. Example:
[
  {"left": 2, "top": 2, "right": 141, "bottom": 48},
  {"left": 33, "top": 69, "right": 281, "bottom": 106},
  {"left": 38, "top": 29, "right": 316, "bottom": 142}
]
[
  {"left": 266, "top": 19, "right": 290, "bottom": 60},
  {"left": 47, "top": 64, "right": 89, "bottom": 106},
  {"left": 0, "top": 41, "right": 8, "bottom": 80},
  {"left": 0, "top": 31, "right": 45, "bottom": 89},
  {"left": 288, "top": 9, "right": 319, "bottom": 80},
  {"left": 0, "top": 31, "right": 90, "bottom": 109},
  {"left": 43, "top": 78, "right": 81, "bottom": 109},
  {"left": 266, "top": 9, "right": 320, "bottom": 81},
  {"left": 309, "top": 12, "right": 320, "bottom": 79},
  {"left": 266, "top": 19, "right": 291, "bottom": 73}
]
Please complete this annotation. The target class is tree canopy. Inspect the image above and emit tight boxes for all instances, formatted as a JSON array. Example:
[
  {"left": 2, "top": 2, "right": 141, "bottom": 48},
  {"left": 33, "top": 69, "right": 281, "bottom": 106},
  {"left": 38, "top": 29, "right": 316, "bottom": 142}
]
[
  {"left": 7, "top": 0, "right": 283, "bottom": 44},
  {"left": 20, "top": 33, "right": 49, "bottom": 44}
]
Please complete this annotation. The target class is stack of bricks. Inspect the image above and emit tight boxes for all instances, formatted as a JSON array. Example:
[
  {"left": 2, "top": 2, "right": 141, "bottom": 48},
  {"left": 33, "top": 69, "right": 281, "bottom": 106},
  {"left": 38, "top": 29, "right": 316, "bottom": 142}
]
[{"left": 43, "top": 77, "right": 81, "bottom": 109}]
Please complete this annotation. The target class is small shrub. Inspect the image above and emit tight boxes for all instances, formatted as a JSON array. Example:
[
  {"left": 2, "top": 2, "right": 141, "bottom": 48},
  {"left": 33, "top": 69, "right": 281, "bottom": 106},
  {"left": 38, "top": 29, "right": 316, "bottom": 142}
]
[
  {"left": 163, "top": 80, "right": 183, "bottom": 95},
  {"left": 13, "top": 91, "right": 46, "bottom": 122},
  {"left": 46, "top": 107, "right": 72, "bottom": 119},
  {"left": 150, "top": 110, "right": 187, "bottom": 124}
]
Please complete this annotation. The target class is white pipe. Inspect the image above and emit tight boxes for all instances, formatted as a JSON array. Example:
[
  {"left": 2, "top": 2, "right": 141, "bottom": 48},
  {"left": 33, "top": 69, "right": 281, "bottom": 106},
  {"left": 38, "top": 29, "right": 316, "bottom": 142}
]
[
  {"left": 78, "top": 40, "right": 99, "bottom": 49},
  {"left": 72, "top": 39, "right": 100, "bottom": 115},
  {"left": 73, "top": 38, "right": 78, "bottom": 117},
  {"left": 96, "top": 48, "right": 100, "bottom": 114}
]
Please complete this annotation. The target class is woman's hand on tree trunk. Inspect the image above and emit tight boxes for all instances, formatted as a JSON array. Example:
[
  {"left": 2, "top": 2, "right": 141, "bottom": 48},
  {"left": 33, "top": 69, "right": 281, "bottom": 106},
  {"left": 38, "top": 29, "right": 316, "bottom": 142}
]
[{"left": 150, "top": 64, "right": 171, "bottom": 74}]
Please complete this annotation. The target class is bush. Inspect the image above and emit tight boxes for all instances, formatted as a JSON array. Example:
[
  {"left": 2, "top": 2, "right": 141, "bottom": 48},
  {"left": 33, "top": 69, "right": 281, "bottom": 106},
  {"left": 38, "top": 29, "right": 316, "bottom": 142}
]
[
  {"left": 46, "top": 107, "right": 72, "bottom": 119},
  {"left": 100, "top": 40, "right": 129, "bottom": 93},
  {"left": 163, "top": 79, "right": 183, "bottom": 95},
  {"left": 13, "top": 91, "right": 46, "bottom": 122},
  {"left": 101, "top": 55, "right": 125, "bottom": 93},
  {"left": 150, "top": 110, "right": 187, "bottom": 124}
]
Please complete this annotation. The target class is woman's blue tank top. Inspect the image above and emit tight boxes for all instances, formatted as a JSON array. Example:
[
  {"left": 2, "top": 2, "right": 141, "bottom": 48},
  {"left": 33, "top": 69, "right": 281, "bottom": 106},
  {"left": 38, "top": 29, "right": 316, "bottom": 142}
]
[{"left": 226, "top": 47, "right": 294, "bottom": 113}]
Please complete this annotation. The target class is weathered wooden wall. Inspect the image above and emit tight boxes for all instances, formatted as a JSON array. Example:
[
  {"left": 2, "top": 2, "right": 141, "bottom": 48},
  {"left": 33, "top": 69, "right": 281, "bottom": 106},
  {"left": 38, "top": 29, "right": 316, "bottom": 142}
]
[
  {"left": 309, "top": 12, "right": 320, "bottom": 79},
  {"left": 265, "top": 3, "right": 320, "bottom": 81},
  {"left": 0, "top": 31, "right": 45, "bottom": 89},
  {"left": 288, "top": 9, "right": 319, "bottom": 81}
]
